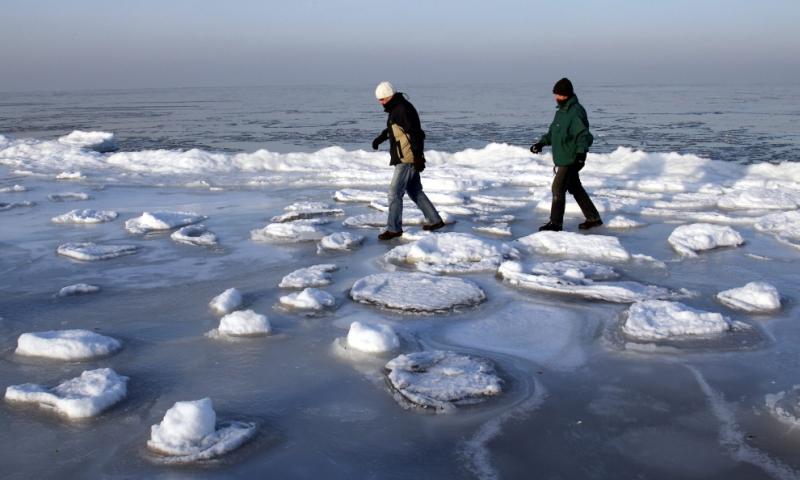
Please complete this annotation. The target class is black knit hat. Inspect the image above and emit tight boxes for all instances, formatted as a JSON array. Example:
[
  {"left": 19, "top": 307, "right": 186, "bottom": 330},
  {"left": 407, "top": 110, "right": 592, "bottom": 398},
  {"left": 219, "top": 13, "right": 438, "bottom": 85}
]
[{"left": 553, "top": 77, "right": 574, "bottom": 96}]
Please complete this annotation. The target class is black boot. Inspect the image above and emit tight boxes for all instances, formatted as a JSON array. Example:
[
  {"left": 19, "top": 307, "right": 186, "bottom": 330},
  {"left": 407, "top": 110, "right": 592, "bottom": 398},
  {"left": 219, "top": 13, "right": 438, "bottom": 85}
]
[
  {"left": 578, "top": 219, "right": 603, "bottom": 230},
  {"left": 422, "top": 220, "right": 445, "bottom": 231},
  {"left": 538, "top": 221, "right": 562, "bottom": 232},
  {"left": 378, "top": 230, "right": 403, "bottom": 240}
]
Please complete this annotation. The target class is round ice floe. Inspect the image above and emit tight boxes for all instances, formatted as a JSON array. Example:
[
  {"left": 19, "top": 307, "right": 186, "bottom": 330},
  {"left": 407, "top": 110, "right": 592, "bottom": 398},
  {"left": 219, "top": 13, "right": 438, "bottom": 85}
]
[
  {"left": 57, "top": 242, "right": 138, "bottom": 261},
  {"left": 125, "top": 211, "right": 207, "bottom": 234},
  {"left": 346, "top": 321, "right": 400, "bottom": 354},
  {"left": 51, "top": 209, "right": 118, "bottom": 224},
  {"left": 57, "top": 130, "right": 118, "bottom": 152},
  {"left": 170, "top": 224, "right": 218, "bottom": 246},
  {"left": 350, "top": 272, "right": 485, "bottom": 313},
  {"left": 57, "top": 283, "right": 100, "bottom": 297},
  {"left": 217, "top": 310, "right": 271, "bottom": 336},
  {"left": 717, "top": 188, "right": 797, "bottom": 210},
  {"left": 16, "top": 329, "right": 122, "bottom": 360},
  {"left": 270, "top": 201, "right": 344, "bottom": 222},
  {"left": 5, "top": 368, "right": 128, "bottom": 419},
  {"left": 716, "top": 282, "right": 781, "bottom": 313},
  {"left": 622, "top": 300, "right": 732, "bottom": 341},
  {"left": 385, "top": 232, "right": 517, "bottom": 274},
  {"left": 516, "top": 231, "right": 632, "bottom": 262},
  {"left": 148, "top": 398, "right": 256, "bottom": 463},
  {"left": 384, "top": 351, "right": 502, "bottom": 412},
  {"left": 279, "top": 288, "right": 335, "bottom": 311},
  {"left": 765, "top": 386, "right": 800, "bottom": 427},
  {"left": 48, "top": 192, "right": 90, "bottom": 202},
  {"left": 250, "top": 219, "right": 328, "bottom": 242},
  {"left": 317, "top": 232, "right": 365, "bottom": 253},
  {"left": 209, "top": 288, "right": 243, "bottom": 315},
  {"left": 667, "top": 223, "right": 744, "bottom": 257},
  {"left": 607, "top": 215, "right": 646, "bottom": 229},
  {"left": 279, "top": 264, "right": 337, "bottom": 288}
]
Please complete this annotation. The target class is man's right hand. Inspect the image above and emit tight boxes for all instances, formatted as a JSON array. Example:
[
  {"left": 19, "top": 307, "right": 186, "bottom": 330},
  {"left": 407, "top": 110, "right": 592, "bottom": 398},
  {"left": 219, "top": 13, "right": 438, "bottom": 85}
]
[
  {"left": 372, "top": 137, "right": 383, "bottom": 150},
  {"left": 530, "top": 143, "right": 544, "bottom": 154}
]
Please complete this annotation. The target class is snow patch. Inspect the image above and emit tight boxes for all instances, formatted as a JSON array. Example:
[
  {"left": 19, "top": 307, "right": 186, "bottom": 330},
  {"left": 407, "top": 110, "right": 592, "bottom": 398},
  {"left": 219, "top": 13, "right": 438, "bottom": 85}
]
[
  {"left": 668, "top": 223, "right": 744, "bottom": 257},
  {"left": 385, "top": 232, "right": 517, "bottom": 274},
  {"left": 16, "top": 329, "right": 122, "bottom": 360},
  {"left": 346, "top": 321, "right": 400, "bottom": 354},
  {"left": 716, "top": 282, "right": 781, "bottom": 313},
  {"left": 125, "top": 211, "right": 207, "bottom": 234},
  {"left": 58, "top": 130, "right": 118, "bottom": 152},
  {"left": 516, "top": 231, "right": 632, "bottom": 262},
  {"left": 216, "top": 310, "right": 271, "bottom": 336},
  {"left": 209, "top": 288, "right": 243, "bottom": 315},
  {"left": 51, "top": 209, "right": 118, "bottom": 224},
  {"left": 279, "top": 288, "right": 335, "bottom": 311},
  {"left": 623, "top": 300, "right": 733, "bottom": 340}
]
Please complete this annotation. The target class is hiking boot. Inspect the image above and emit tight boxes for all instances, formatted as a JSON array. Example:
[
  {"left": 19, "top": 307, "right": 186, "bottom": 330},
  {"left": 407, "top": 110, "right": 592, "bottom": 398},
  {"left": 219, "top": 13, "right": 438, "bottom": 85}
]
[
  {"left": 538, "top": 222, "right": 562, "bottom": 232},
  {"left": 378, "top": 230, "right": 403, "bottom": 241},
  {"left": 578, "top": 219, "right": 603, "bottom": 230},
  {"left": 422, "top": 220, "right": 446, "bottom": 231}
]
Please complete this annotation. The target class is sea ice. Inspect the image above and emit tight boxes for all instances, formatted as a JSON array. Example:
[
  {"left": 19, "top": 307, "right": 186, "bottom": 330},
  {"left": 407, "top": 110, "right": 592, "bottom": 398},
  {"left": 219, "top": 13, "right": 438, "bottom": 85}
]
[
  {"left": 217, "top": 310, "right": 271, "bottom": 336},
  {"left": 51, "top": 209, "right": 118, "bottom": 224},
  {"left": 716, "top": 282, "right": 781, "bottom": 313},
  {"left": 279, "top": 264, "right": 338, "bottom": 288},
  {"left": 170, "top": 224, "right": 218, "bottom": 246},
  {"left": 0, "top": 184, "right": 26, "bottom": 192},
  {"left": 5, "top": 368, "right": 128, "bottom": 419},
  {"left": 57, "top": 283, "right": 100, "bottom": 297},
  {"left": 346, "top": 321, "right": 400, "bottom": 354},
  {"left": 0, "top": 201, "right": 35, "bottom": 211},
  {"left": 385, "top": 232, "right": 517, "bottom": 274},
  {"left": 667, "top": 223, "right": 744, "bottom": 257},
  {"left": 333, "top": 189, "right": 384, "bottom": 203},
  {"left": 57, "top": 130, "right": 118, "bottom": 152},
  {"left": 270, "top": 201, "right": 344, "bottom": 222},
  {"left": 317, "top": 231, "right": 365, "bottom": 253},
  {"left": 342, "top": 211, "right": 453, "bottom": 229},
  {"left": 125, "top": 211, "right": 207, "bottom": 234},
  {"left": 15, "top": 329, "right": 122, "bottom": 360},
  {"left": 754, "top": 211, "right": 800, "bottom": 249},
  {"left": 57, "top": 242, "right": 138, "bottom": 261},
  {"left": 765, "top": 386, "right": 800, "bottom": 427},
  {"left": 279, "top": 288, "right": 335, "bottom": 311},
  {"left": 350, "top": 272, "right": 485, "bottom": 313},
  {"left": 48, "top": 192, "right": 90, "bottom": 202},
  {"left": 147, "top": 398, "right": 256, "bottom": 463},
  {"left": 384, "top": 351, "right": 503, "bottom": 412},
  {"left": 622, "top": 300, "right": 733, "bottom": 341},
  {"left": 250, "top": 219, "right": 328, "bottom": 242},
  {"left": 56, "top": 171, "right": 86, "bottom": 180},
  {"left": 209, "top": 288, "right": 243, "bottom": 315},
  {"left": 607, "top": 215, "right": 646, "bottom": 228},
  {"left": 516, "top": 231, "right": 632, "bottom": 262},
  {"left": 717, "top": 188, "right": 797, "bottom": 210},
  {"left": 472, "top": 223, "right": 512, "bottom": 237}
]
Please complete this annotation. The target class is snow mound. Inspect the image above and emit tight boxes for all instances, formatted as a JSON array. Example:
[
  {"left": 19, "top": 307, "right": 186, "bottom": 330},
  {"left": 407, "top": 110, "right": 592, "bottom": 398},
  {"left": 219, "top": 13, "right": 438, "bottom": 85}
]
[
  {"left": 717, "top": 189, "right": 797, "bottom": 210},
  {"left": 58, "top": 130, "right": 118, "bottom": 152},
  {"left": 317, "top": 231, "right": 365, "bottom": 253},
  {"left": 516, "top": 231, "right": 632, "bottom": 262},
  {"left": 148, "top": 398, "right": 256, "bottom": 463},
  {"left": 0, "top": 184, "right": 26, "bottom": 193},
  {"left": 51, "top": 209, "right": 118, "bottom": 224},
  {"left": 279, "top": 288, "right": 335, "bottom": 311},
  {"left": 350, "top": 272, "right": 485, "bottom": 313},
  {"left": 170, "top": 224, "right": 218, "bottom": 246},
  {"left": 716, "top": 282, "right": 781, "bottom": 313},
  {"left": 343, "top": 211, "right": 453, "bottom": 229},
  {"left": 668, "top": 223, "right": 744, "bottom": 257},
  {"left": 250, "top": 219, "right": 328, "bottom": 242},
  {"left": 57, "top": 242, "right": 138, "bottom": 261},
  {"left": 472, "top": 223, "right": 512, "bottom": 237},
  {"left": 5, "top": 368, "right": 127, "bottom": 419},
  {"left": 209, "top": 288, "right": 243, "bottom": 315},
  {"left": 57, "top": 283, "right": 100, "bottom": 297},
  {"left": 270, "top": 201, "right": 344, "bottom": 222},
  {"left": 765, "top": 386, "right": 800, "bottom": 427},
  {"left": 622, "top": 300, "right": 733, "bottom": 340},
  {"left": 754, "top": 211, "right": 800, "bottom": 250},
  {"left": 16, "top": 329, "right": 122, "bottom": 360},
  {"left": 607, "top": 215, "right": 646, "bottom": 228},
  {"left": 279, "top": 264, "right": 338, "bottom": 288},
  {"left": 385, "top": 232, "right": 517, "bottom": 274},
  {"left": 125, "top": 211, "right": 207, "bottom": 234},
  {"left": 48, "top": 192, "right": 90, "bottom": 202},
  {"left": 217, "top": 310, "right": 271, "bottom": 336},
  {"left": 385, "top": 351, "right": 502, "bottom": 412},
  {"left": 346, "top": 322, "right": 400, "bottom": 354}
]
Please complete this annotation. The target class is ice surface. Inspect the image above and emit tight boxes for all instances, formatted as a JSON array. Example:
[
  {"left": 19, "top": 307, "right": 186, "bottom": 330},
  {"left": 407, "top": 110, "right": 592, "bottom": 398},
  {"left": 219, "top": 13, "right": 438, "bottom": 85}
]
[
  {"left": 333, "top": 189, "right": 384, "bottom": 203},
  {"left": 250, "top": 219, "right": 328, "bottom": 242},
  {"left": 716, "top": 282, "right": 781, "bottom": 313},
  {"left": 717, "top": 188, "right": 797, "bottom": 210},
  {"left": 217, "top": 310, "right": 271, "bottom": 336},
  {"left": 754, "top": 211, "right": 800, "bottom": 249},
  {"left": 170, "top": 224, "right": 218, "bottom": 246},
  {"left": 15, "top": 329, "right": 122, "bottom": 360},
  {"left": 472, "top": 223, "right": 512, "bottom": 237},
  {"left": 57, "top": 130, "right": 118, "bottom": 152},
  {"left": 57, "top": 283, "right": 100, "bottom": 297},
  {"left": 56, "top": 242, "right": 138, "bottom": 261},
  {"left": 279, "top": 288, "right": 335, "bottom": 311},
  {"left": 51, "top": 209, "right": 118, "bottom": 224},
  {"left": 765, "top": 386, "right": 800, "bottom": 427},
  {"left": 0, "top": 184, "right": 26, "bottom": 192},
  {"left": 350, "top": 272, "right": 485, "bottom": 313},
  {"left": 385, "top": 232, "right": 517, "bottom": 274},
  {"left": 384, "top": 351, "right": 502, "bottom": 412},
  {"left": 607, "top": 215, "right": 646, "bottom": 228},
  {"left": 622, "top": 300, "right": 733, "bottom": 340},
  {"left": 271, "top": 201, "right": 344, "bottom": 222},
  {"left": 667, "top": 223, "right": 744, "bottom": 257},
  {"left": 0, "top": 201, "right": 35, "bottom": 211},
  {"left": 317, "top": 231, "right": 364, "bottom": 253},
  {"left": 516, "top": 231, "right": 632, "bottom": 262},
  {"left": 209, "top": 288, "right": 243, "bottom": 315},
  {"left": 279, "top": 264, "right": 337, "bottom": 288},
  {"left": 342, "top": 211, "right": 454, "bottom": 229},
  {"left": 48, "top": 192, "right": 90, "bottom": 202},
  {"left": 125, "top": 211, "right": 207, "bottom": 234},
  {"left": 5, "top": 368, "right": 128, "bottom": 419},
  {"left": 346, "top": 321, "right": 400, "bottom": 354}
]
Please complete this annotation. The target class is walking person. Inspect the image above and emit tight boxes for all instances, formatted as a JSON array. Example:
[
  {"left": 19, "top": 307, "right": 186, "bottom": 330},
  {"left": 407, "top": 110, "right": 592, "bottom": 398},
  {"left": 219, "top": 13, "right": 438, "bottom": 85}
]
[
  {"left": 371, "top": 81, "right": 445, "bottom": 240},
  {"left": 530, "top": 78, "right": 602, "bottom": 231}
]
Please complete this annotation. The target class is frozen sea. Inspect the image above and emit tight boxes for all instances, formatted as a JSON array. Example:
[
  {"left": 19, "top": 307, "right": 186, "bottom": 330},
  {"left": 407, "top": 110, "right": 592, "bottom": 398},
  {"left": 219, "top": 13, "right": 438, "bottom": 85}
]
[{"left": 1, "top": 84, "right": 800, "bottom": 479}]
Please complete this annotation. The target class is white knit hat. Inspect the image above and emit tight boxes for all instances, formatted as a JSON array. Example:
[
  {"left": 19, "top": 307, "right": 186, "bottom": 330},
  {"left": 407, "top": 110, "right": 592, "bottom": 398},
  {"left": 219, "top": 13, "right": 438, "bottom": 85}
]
[{"left": 374, "top": 81, "right": 395, "bottom": 100}]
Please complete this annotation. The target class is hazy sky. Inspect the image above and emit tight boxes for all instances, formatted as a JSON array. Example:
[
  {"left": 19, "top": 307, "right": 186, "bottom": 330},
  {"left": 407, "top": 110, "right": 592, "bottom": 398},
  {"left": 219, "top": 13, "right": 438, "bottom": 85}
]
[{"left": 1, "top": 0, "right": 798, "bottom": 91}]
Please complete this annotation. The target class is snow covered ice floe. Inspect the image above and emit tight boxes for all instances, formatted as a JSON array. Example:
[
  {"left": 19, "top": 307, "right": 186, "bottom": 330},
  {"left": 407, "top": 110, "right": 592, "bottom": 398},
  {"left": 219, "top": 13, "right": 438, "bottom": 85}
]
[
  {"left": 342, "top": 211, "right": 454, "bottom": 229},
  {"left": 279, "top": 264, "right": 337, "bottom": 288},
  {"left": 317, "top": 231, "right": 364, "bottom": 253},
  {"left": 57, "top": 130, "right": 118, "bottom": 152},
  {"left": 170, "top": 224, "right": 218, "bottom": 246},
  {"left": 125, "top": 211, "right": 207, "bottom": 234},
  {"left": 250, "top": 218, "right": 328, "bottom": 242},
  {"left": 384, "top": 351, "right": 502, "bottom": 412},
  {"left": 15, "top": 329, "right": 122, "bottom": 360},
  {"left": 51, "top": 209, "right": 118, "bottom": 224},
  {"left": 497, "top": 260, "right": 677, "bottom": 303},
  {"left": 622, "top": 300, "right": 734, "bottom": 341},
  {"left": 0, "top": 201, "right": 35, "bottom": 211},
  {"left": 270, "top": 201, "right": 344, "bottom": 222},
  {"left": 472, "top": 223, "right": 512, "bottom": 237},
  {"left": 607, "top": 215, "right": 646, "bottom": 229},
  {"left": 350, "top": 272, "right": 485, "bottom": 313},
  {"left": 0, "top": 184, "right": 26, "bottom": 192},
  {"left": 754, "top": 210, "right": 800, "bottom": 250},
  {"left": 717, "top": 188, "right": 798, "bottom": 210},
  {"left": 516, "top": 231, "right": 632, "bottom": 262},
  {"left": 279, "top": 288, "right": 335, "bottom": 311},
  {"left": 48, "top": 192, "right": 90, "bottom": 202},
  {"left": 57, "top": 283, "right": 100, "bottom": 297},
  {"left": 213, "top": 310, "right": 271, "bottom": 336},
  {"left": 147, "top": 398, "right": 256, "bottom": 463},
  {"left": 56, "top": 171, "right": 86, "bottom": 180},
  {"left": 765, "top": 386, "right": 800, "bottom": 427},
  {"left": 667, "top": 223, "right": 744, "bottom": 257},
  {"left": 345, "top": 321, "right": 400, "bottom": 354},
  {"left": 716, "top": 282, "right": 781, "bottom": 313},
  {"left": 209, "top": 288, "right": 243, "bottom": 315},
  {"left": 57, "top": 242, "right": 138, "bottom": 261},
  {"left": 385, "top": 232, "right": 517, "bottom": 274},
  {"left": 5, "top": 368, "right": 127, "bottom": 419}
]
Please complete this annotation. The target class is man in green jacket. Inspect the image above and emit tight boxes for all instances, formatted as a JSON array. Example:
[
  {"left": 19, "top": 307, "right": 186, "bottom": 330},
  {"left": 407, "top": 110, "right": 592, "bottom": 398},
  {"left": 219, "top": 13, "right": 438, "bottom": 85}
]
[{"left": 531, "top": 78, "right": 602, "bottom": 231}]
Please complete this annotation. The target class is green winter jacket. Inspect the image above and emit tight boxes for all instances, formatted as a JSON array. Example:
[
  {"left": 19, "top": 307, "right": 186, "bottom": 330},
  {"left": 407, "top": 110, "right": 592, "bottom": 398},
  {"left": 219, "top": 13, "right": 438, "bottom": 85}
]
[{"left": 538, "top": 95, "right": 593, "bottom": 166}]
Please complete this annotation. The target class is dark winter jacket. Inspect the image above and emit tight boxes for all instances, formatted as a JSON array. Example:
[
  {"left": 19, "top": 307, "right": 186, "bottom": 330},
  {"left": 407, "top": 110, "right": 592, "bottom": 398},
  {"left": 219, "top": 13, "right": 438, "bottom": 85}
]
[
  {"left": 538, "top": 95, "right": 593, "bottom": 166},
  {"left": 374, "top": 94, "right": 426, "bottom": 168}
]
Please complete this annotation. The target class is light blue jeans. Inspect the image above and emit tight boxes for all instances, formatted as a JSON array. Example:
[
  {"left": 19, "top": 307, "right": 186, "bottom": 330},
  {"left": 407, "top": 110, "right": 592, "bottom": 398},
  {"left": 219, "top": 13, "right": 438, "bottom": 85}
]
[{"left": 387, "top": 164, "right": 442, "bottom": 232}]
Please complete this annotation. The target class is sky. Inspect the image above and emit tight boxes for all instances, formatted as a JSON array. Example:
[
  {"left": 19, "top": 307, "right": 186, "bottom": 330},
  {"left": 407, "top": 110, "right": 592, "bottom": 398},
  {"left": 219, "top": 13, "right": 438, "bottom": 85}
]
[{"left": 1, "top": 0, "right": 798, "bottom": 92}]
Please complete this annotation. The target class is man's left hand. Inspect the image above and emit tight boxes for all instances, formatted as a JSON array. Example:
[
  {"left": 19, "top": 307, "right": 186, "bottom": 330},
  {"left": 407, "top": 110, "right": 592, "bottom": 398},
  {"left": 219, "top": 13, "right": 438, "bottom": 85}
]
[{"left": 575, "top": 152, "right": 587, "bottom": 164}]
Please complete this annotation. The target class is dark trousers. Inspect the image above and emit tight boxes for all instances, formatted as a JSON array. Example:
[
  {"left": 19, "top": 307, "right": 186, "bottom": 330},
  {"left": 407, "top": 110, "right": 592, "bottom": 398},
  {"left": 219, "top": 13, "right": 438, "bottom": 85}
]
[{"left": 550, "top": 162, "right": 601, "bottom": 226}]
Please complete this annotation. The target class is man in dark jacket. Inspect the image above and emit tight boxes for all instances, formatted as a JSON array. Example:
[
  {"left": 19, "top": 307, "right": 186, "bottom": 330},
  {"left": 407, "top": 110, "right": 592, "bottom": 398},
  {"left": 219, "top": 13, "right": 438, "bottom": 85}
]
[
  {"left": 531, "top": 78, "right": 602, "bottom": 231},
  {"left": 372, "top": 81, "right": 444, "bottom": 240}
]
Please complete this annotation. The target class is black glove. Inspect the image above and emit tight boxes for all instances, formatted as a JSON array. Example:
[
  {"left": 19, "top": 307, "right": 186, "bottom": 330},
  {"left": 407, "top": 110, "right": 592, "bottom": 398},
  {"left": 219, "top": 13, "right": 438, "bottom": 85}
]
[
  {"left": 372, "top": 136, "right": 383, "bottom": 150},
  {"left": 530, "top": 143, "right": 544, "bottom": 154},
  {"left": 575, "top": 152, "right": 587, "bottom": 163},
  {"left": 414, "top": 160, "right": 426, "bottom": 173}
]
